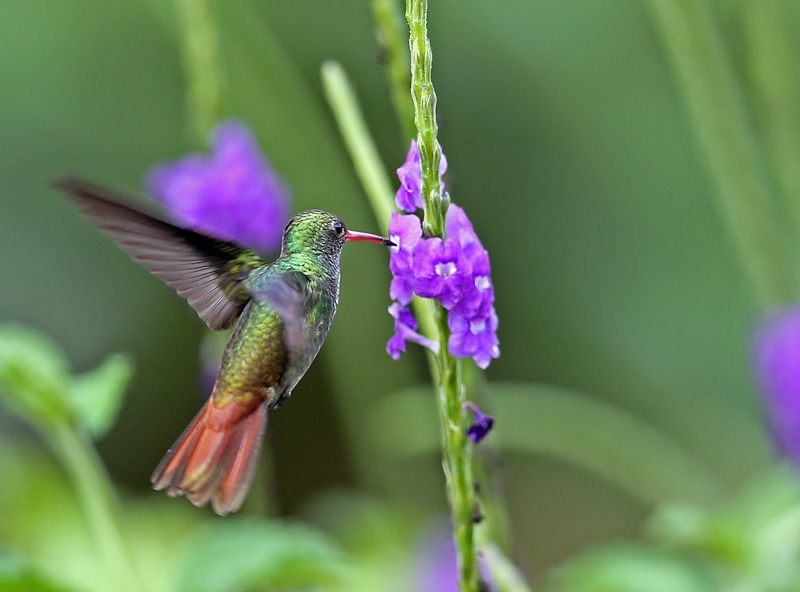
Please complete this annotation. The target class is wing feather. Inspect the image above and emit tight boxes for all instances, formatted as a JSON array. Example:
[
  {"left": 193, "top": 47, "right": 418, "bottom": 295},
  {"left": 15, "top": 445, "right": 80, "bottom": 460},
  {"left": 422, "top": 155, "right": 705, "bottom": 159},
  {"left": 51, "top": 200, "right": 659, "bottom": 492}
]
[{"left": 55, "top": 176, "right": 268, "bottom": 330}]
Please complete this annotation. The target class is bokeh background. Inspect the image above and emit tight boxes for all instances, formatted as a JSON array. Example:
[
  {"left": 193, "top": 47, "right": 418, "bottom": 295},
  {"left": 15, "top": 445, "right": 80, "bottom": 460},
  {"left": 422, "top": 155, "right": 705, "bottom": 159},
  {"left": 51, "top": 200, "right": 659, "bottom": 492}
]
[{"left": 1, "top": 1, "right": 797, "bottom": 590}]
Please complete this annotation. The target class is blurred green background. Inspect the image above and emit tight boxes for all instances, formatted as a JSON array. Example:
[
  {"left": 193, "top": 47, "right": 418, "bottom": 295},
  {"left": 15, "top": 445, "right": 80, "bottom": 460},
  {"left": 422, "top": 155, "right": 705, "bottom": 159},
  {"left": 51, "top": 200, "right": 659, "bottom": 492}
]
[{"left": 0, "top": 0, "right": 792, "bottom": 589}]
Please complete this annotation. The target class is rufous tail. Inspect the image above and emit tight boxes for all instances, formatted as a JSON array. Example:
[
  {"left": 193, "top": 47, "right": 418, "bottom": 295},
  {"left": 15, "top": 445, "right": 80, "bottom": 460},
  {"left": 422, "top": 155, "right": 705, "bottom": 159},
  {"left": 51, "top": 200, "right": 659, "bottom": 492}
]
[{"left": 151, "top": 396, "right": 268, "bottom": 516}]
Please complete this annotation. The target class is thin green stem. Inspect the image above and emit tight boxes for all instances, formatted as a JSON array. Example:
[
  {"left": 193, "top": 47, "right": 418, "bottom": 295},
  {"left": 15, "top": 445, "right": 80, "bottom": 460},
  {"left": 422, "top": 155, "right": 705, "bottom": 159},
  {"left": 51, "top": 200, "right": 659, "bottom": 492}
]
[
  {"left": 406, "top": 0, "right": 447, "bottom": 238},
  {"left": 320, "top": 60, "right": 438, "bottom": 341},
  {"left": 325, "top": 6, "right": 482, "bottom": 589},
  {"left": 435, "top": 307, "right": 479, "bottom": 592},
  {"left": 370, "top": 0, "right": 416, "bottom": 143},
  {"left": 406, "top": 1, "right": 479, "bottom": 589},
  {"left": 47, "top": 422, "right": 147, "bottom": 592},
  {"left": 646, "top": 0, "right": 793, "bottom": 310},
  {"left": 176, "top": 0, "right": 224, "bottom": 145}
]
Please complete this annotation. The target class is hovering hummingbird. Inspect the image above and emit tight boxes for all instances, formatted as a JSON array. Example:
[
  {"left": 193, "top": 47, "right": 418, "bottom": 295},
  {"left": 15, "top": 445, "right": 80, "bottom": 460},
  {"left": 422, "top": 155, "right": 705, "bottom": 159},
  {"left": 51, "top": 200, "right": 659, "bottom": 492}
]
[{"left": 56, "top": 176, "right": 392, "bottom": 516}]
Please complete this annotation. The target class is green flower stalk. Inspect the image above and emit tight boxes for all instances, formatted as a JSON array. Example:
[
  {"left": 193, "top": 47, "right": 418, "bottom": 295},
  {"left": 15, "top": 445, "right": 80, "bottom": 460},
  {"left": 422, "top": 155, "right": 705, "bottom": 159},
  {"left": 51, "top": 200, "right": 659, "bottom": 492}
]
[
  {"left": 406, "top": 0, "right": 447, "bottom": 238},
  {"left": 324, "top": 2, "right": 498, "bottom": 589},
  {"left": 405, "top": 1, "right": 480, "bottom": 589}
]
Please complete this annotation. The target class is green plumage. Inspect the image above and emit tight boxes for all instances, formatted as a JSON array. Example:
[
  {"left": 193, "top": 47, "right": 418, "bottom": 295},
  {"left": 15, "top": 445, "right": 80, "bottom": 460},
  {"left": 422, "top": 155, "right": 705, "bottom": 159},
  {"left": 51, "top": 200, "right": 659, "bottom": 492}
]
[
  {"left": 214, "top": 212, "right": 346, "bottom": 409},
  {"left": 56, "top": 178, "right": 390, "bottom": 514}
]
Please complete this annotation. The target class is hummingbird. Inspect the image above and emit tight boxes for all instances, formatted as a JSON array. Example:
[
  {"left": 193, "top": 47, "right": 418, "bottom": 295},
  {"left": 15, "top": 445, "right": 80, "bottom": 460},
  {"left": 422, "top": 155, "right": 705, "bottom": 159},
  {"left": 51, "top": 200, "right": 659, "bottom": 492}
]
[{"left": 55, "top": 176, "right": 392, "bottom": 516}]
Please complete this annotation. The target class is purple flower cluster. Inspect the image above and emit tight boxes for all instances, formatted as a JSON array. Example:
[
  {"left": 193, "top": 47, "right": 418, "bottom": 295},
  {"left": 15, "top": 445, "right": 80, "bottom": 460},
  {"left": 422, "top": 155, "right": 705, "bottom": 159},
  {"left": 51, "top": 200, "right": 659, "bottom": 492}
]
[
  {"left": 396, "top": 140, "right": 448, "bottom": 213},
  {"left": 146, "top": 119, "right": 291, "bottom": 253},
  {"left": 387, "top": 142, "right": 499, "bottom": 369},
  {"left": 754, "top": 304, "right": 800, "bottom": 464}
]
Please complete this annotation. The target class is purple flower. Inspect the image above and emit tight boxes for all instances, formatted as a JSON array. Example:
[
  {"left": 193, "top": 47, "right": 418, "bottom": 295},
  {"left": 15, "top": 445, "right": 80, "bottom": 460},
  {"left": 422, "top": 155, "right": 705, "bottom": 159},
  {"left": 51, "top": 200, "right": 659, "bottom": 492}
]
[
  {"left": 396, "top": 140, "right": 448, "bottom": 213},
  {"left": 146, "top": 119, "right": 291, "bottom": 253},
  {"left": 754, "top": 305, "right": 800, "bottom": 463},
  {"left": 389, "top": 212, "right": 423, "bottom": 305},
  {"left": 387, "top": 303, "right": 440, "bottom": 359},
  {"left": 387, "top": 143, "right": 499, "bottom": 368},
  {"left": 464, "top": 402, "right": 495, "bottom": 444},
  {"left": 412, "top": 237, "right": 471, "bottom": 309},
  {"left": 449, "top": 303, "right": 500, "bottom": 370}
]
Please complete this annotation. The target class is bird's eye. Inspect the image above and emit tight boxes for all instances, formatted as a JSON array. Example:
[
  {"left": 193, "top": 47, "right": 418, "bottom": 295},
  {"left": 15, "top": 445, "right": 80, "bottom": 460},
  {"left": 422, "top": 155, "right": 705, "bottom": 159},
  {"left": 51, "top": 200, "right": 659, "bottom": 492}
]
[{"left": 333, "top": 221, "right": 345, "bottom": 236}]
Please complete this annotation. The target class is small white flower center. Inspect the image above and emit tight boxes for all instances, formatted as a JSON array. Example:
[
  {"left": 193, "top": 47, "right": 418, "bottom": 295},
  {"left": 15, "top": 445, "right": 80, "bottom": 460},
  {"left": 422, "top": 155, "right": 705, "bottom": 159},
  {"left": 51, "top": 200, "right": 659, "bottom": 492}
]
[
  {"left": 390, "top": 234, "right": 400, "bottom": 250},
  {"left": 435, "top": 261, "right": 457, "bottom": 278},
  {"left": 475, "top": 276, "right": 490, "bottom": 291},
  {"left": 470, "top": 319, "right": 486, "bottom": 335}
]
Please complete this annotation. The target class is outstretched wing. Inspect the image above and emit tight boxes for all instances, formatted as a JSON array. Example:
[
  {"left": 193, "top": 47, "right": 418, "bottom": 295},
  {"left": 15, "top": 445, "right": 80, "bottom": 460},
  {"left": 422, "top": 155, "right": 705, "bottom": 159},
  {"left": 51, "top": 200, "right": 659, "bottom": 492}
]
[{"left": 55, "top": 176, "right": 267, "bottom": 331}]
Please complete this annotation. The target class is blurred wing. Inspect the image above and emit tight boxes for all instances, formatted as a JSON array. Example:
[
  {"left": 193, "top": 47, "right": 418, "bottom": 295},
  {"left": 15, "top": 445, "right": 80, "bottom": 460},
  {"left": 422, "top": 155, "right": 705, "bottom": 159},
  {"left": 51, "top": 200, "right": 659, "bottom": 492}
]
[
  {"left": 56, "top": 176, "right": 267, "bottom": 330},
  {"left": 251, "top": 270, "right": 312, "bottom": 357}
]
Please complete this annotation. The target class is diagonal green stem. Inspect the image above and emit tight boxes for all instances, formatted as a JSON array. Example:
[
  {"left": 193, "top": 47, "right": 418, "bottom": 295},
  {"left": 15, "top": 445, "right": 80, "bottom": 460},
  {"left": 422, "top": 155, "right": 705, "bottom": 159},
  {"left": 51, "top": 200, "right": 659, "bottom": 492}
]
[
  {"left": 321, "top": 61, "right": 396, "bottom": 230},
  {"left": 739, "top": 0, "right": 800, "bottom": 276},
  {"left": 645, "top": 0, "right": 793, "bottom": 310},
  {"left": 47, "top": 421, "right": 147, "bottom": 592},
  {"left": 320, "top": 61, "right": 437, "bottom": 341}
]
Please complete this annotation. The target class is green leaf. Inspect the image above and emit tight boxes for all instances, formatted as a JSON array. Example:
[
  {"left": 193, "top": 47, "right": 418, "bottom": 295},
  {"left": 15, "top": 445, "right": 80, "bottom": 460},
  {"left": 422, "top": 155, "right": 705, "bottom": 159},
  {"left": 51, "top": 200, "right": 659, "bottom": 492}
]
[
  {"left": 0, "top": 549, "right": 77, "bottom": 592},
  {"left": 177, "top": 519, "right": 352, "bottom": 592},
  {"left": 547, "top": 544, "right": 717, "bottom": 592},
  {"left": 0, "top": 324, "right": 71, "bottom": 425},
  {"left": 369, "top": 382, "right": 724, "bottom": 506},
  {"left": 648, "top": 465, "right": 800, "bottom": 587},
  {"left": 67, "top": 353, "right": 134, "bottom": 439}
]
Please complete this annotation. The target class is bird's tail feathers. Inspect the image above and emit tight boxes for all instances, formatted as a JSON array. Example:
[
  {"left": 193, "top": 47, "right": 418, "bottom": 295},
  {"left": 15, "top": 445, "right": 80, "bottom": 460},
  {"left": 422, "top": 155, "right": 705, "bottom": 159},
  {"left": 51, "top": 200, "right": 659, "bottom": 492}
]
[{"left": 151, "top": 395, "right": 268, "bottom": 516}]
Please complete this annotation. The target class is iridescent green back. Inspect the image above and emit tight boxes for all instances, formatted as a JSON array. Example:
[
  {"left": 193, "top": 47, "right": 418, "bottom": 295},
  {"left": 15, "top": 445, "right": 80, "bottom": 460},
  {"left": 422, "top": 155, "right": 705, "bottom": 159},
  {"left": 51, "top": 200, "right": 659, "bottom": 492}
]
[{"left": 211, "top": 210, "right": 346, "bottom": 408}]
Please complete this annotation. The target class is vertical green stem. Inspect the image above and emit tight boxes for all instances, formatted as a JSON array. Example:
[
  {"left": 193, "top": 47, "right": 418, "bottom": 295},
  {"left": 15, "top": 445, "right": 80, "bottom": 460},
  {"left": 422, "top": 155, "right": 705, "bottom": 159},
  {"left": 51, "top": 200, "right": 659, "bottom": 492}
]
[
  {"left": 326, "top": 6, "right": 483, "bottom": 589},
  {"left": 176, "top": 0, "right": 224, "bottom": 145},
  {"left": 435, "top": 308, "right": 479, "bottom": 592},
  {"left": 370, "top": 0, "right": 416, "bottom": 142},
  {"left": 646, "top": 0, "right": 793, "bottom": 310},
  {"left": 406, "top": 1, "right": 479, "bottom": 589},
  {"left": 47, "top": 422, "right": 147, "bottom": 592},
  {"left": 406, "top": 0, "right": 447, "bottom": 237}
]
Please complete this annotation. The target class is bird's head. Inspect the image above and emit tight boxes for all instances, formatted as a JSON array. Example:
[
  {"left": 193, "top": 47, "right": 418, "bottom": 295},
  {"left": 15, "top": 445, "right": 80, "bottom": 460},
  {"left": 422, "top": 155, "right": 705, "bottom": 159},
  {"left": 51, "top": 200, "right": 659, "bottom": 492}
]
[{"left": 281, "top": 210, "right": 393, "bottom": 257}]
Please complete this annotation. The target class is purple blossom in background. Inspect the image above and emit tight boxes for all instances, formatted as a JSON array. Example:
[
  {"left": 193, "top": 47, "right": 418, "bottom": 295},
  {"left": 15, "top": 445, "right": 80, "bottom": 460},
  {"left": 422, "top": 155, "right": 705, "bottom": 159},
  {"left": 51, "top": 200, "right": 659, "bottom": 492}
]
[
  {"left": 463, "top": 402, "right": 494, "bottom": 444},
  {"left": 146, "top": 119, "right": 291, "bottom": 253},
  {"left": 387, "top": 144, "right": 500, "bottom": 368},
  {"left": 396, "top": 140, "right": 448, "bottom": 213},
  {"left": 387, "top": 303, "right": 440, "bottom": 359},
  {"left": 754, "top": 304, "right": 800, "bottom": 463}
]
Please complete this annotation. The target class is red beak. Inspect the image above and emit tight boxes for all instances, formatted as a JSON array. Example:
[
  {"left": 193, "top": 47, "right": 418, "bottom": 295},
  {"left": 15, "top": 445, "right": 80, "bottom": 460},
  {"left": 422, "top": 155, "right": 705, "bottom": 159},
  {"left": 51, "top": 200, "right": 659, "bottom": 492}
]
[{"left": 345, "top": 229, "right": 395, "bottom": 246}]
